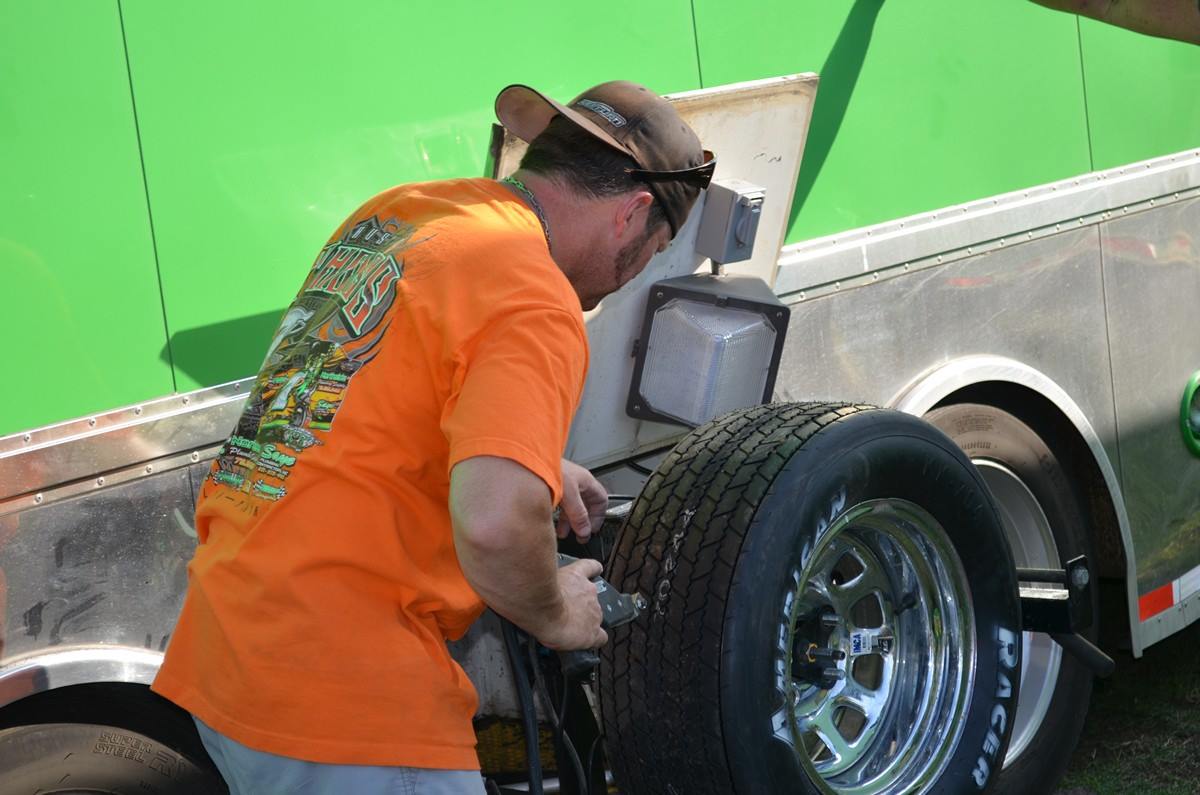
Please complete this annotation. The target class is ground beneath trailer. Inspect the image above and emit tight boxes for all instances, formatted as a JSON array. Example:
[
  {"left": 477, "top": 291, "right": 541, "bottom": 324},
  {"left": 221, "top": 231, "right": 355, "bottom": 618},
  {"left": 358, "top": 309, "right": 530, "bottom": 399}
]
[{"left": 1055, "top": 584, "right": 1200, "bottom": 795}]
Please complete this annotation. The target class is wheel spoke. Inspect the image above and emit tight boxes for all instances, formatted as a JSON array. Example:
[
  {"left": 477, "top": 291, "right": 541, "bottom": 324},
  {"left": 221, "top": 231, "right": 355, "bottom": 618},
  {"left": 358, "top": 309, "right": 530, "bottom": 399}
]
[
  {"left": 795, "top": 678, "right": 842, "bottom": 723},
  {"left": 807, "top": 538, "right": 852, "bottom": 600},
  {"left": 839, "top": 678, "right": 885, "bottom": 725},
  {"left": 805, "top": 698, "right": 858, "bottom": 775},
  {"left": 793, "top": 681, "right": 830, "bottom": 718},
  {"left": 830, "top": 558, "right": 890, "bottom": 621}
]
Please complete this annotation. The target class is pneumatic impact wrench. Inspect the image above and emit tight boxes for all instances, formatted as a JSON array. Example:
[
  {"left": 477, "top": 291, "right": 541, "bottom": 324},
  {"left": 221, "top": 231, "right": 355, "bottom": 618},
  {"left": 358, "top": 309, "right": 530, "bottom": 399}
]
[{"left": 555, "top": 553, "right": 646, "bottom": 678}]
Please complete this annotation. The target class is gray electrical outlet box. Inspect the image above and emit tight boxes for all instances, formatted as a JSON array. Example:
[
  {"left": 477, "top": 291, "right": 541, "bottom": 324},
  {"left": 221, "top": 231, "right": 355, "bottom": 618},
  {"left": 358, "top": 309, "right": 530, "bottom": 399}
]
[{"left": 695, "top": 179, "right": 766, "bottom": 265}]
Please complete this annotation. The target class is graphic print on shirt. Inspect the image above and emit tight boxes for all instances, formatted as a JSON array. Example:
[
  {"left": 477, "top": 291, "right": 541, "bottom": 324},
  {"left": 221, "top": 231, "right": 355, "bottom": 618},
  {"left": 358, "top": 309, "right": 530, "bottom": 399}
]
[{"left": 208, "top": 215, "right": 424, "bottom": 504}]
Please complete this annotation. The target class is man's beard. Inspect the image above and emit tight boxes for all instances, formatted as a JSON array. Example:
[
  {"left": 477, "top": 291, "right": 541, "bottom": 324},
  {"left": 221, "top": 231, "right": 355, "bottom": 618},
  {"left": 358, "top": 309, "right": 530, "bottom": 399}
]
[{"left": 613, "top": 224, "right": 657, "bottom": 286}]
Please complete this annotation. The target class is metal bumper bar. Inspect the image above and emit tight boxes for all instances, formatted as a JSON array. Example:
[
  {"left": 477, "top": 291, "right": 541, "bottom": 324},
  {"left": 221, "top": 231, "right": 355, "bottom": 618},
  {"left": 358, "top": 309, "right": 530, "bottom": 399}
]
[{"left": 1018, "top": 555, "right": 1115, "bottom": 677}]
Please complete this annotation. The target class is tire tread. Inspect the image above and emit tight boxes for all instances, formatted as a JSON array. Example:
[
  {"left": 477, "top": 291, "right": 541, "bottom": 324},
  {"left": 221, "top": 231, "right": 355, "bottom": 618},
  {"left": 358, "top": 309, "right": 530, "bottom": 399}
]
[{"left": 599, "top": 402, "right": 876, "bottom": 794}]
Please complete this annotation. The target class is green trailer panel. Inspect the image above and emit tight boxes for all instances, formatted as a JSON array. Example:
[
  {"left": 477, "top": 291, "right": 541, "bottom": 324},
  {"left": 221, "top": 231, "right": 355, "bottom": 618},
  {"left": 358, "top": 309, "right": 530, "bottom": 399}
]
[
  {"left": 692, "top": 0, "right": 1092, "bottom": 244},
  {"left": 8, "top": 3, "right": 1200, "bottom": 431},
  {"left": 1080, "top": 19, "right": 1200, "bottom": 171},
  {"left": 0, "top": 4, "right": 174, "bottom": 438},
  {"left": 119, "top": 0, "right": 701, "bottom": 393}
]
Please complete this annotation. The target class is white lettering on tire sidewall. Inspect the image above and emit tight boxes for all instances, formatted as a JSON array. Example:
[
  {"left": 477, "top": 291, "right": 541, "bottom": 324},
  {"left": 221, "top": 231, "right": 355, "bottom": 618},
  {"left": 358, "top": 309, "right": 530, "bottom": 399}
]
[{"left": 972, "top": 626, "right": 1019, "bottom": 789}]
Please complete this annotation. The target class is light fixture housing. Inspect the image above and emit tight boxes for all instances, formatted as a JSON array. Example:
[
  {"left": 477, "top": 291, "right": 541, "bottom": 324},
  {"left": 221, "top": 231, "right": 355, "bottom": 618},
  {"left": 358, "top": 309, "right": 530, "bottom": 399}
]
[{"left": 626, "top": 273, "right": 790, "bottom": 428}]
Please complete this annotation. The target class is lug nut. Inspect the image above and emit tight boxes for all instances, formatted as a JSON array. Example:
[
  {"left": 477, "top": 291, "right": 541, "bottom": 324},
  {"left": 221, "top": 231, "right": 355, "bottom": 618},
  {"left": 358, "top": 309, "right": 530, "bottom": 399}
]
[{"left": 805, "top": 644, "right": 847, "bottom": 664}]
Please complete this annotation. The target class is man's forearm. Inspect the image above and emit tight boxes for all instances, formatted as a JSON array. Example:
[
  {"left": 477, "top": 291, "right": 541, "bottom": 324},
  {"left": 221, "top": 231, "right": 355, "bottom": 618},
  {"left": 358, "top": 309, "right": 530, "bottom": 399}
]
[
  {"left": 1031, "top": 0, "right": 1200, "bottom": 45},
  {"left": 449, "top": 456, "right": 565, "bottom": 635},
  {"left": 454, "top": 509, "right": 565, "bottom": 636},
  {"left": 450, "top": 455, "right": 607, "bottom": 650}
]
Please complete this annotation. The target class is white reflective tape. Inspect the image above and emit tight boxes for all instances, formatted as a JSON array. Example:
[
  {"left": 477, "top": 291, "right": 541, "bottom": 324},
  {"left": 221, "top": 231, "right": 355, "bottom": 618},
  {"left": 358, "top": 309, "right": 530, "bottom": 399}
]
[{"left": 1178, "top": 563, "right": 1200, "bottom": 602}]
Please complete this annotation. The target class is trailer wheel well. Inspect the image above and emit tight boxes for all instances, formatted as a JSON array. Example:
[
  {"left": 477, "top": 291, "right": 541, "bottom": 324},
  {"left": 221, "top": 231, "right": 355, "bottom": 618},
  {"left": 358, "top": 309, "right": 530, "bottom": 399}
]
[
  {"left": 0, "top": 681, "right": 209, "bottom": 763},
  {"left": 931, "top": 382, "right": 1127, "bottom": 614}
]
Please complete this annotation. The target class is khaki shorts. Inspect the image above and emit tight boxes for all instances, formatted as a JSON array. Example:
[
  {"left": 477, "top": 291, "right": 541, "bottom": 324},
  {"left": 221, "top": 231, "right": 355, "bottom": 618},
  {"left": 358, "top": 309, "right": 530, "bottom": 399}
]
[{"left": 193, "top": 717, "right": 487, "bottom": 795}]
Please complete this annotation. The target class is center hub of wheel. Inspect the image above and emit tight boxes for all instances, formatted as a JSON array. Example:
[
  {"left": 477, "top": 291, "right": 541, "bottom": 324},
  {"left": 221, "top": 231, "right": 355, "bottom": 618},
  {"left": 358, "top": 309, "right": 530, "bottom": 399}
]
[{"left": 791, "top": 607, "right": 847, "bottom": 689}]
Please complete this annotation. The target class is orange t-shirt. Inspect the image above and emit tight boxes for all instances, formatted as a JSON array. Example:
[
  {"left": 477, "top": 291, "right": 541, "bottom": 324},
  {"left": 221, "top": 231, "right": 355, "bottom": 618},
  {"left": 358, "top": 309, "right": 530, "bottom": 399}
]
[{"left": 152, "top": 178, "right": 588, "bottom": 769}]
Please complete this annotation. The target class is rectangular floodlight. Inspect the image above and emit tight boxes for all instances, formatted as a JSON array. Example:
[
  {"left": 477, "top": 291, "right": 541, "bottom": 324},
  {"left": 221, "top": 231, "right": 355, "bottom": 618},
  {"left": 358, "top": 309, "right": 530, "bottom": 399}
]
[{"left": 627, "top": 274, "right": 790, "bottom": 428}]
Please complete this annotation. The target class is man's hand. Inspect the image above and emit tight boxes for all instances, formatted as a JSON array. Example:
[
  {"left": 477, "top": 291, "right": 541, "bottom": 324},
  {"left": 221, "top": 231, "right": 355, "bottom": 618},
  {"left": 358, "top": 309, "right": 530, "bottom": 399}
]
[
  {"left": 535, "top": 557, "right": 609, "bottom": 651},
  {"left": 557, "top": 459, "right": 607, "bottom": 542}
]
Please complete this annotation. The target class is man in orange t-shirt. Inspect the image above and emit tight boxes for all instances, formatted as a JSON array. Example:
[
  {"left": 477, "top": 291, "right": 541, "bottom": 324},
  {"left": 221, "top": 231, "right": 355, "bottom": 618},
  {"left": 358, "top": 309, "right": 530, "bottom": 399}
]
[{"left": 152, "top": 81, "right": 713, "bottom": 793}]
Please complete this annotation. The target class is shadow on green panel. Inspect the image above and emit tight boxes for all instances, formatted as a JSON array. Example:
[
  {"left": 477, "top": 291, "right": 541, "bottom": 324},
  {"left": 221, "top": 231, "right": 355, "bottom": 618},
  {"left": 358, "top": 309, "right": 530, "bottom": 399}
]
[
  {"left": 789, "top": 0, "right": 885, "bottom": 233},
  {"left": 163, "top": 309, "right": 283, "bottom": 388}
]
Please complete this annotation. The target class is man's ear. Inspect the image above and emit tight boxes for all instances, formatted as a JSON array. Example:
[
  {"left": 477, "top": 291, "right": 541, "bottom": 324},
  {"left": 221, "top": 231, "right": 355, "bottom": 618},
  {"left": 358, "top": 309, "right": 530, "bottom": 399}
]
[{"left": 613, "top": 190, "right": 655, "bottom": 239}]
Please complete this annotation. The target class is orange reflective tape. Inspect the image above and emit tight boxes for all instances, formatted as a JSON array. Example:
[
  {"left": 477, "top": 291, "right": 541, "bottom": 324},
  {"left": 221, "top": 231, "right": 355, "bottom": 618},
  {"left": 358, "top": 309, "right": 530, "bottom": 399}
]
[{"left": 1138, "top": 582, "right": 1175, "bottom": 621}]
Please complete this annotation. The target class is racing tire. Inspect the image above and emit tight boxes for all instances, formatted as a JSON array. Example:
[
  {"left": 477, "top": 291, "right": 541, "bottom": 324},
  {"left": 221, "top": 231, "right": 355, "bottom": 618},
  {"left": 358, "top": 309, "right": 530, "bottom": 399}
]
[
  {"left": 0, "top": 723, "right": 224, "bottom": 794},
  {"left": 598, "top": 403, "right": 1022, "bottom": 794},
  {"left": 926, "top": 403, "right": 1096, "bottom": 794}
]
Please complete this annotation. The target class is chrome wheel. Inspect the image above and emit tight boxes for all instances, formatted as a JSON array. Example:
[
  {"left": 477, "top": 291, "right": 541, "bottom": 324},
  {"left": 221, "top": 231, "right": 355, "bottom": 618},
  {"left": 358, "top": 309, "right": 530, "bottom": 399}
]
[
  {"left": 783, "top": 499, "right": 976, "bottom": 794},
  {"left": 974, "top": 460, "right": 1063, "bottom": 767}
]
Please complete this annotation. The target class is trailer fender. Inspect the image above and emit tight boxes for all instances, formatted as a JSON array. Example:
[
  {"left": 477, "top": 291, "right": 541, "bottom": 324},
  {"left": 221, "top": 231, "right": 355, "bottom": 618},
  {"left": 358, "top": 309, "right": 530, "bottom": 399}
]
[
  {"left": 0, "top": 647, "right": 161, "bottom": 710},
  {"left": 889, "top": 354, "right": 1140, "bottom": 655}
]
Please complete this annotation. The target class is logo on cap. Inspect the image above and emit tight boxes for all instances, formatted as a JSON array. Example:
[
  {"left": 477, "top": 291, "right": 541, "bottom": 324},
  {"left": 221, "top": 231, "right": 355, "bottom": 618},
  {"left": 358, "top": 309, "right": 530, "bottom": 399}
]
[{"left": 577, "top": 99, "right": 627, "bottom": 128}]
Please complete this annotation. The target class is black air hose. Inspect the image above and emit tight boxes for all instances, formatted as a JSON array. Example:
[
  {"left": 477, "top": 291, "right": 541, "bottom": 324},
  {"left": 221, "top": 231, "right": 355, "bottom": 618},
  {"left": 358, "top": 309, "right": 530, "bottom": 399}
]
[{"left": 501, "top": 618, "right": 543, "bottom": 795}]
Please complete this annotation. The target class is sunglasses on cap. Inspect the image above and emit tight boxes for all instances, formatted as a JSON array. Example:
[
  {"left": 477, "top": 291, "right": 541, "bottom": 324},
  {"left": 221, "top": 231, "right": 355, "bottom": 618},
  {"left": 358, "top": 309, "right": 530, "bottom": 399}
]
[{"left": 626, "top": 150, "right": 717, "bottom": 190}]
